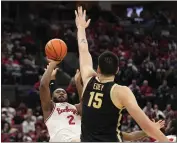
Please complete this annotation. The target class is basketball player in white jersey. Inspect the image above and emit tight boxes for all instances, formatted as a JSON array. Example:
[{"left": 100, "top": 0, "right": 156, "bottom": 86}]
[
  {"left": 75, "top": 6, "right": 169, "bottom": 141},
  {"left": 39, "top": 60, "right": 82, "bottom": 142}
]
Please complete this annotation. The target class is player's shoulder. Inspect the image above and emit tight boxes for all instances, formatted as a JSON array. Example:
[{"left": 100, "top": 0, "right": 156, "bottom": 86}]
[
  {"left": 111, "top": 84, "right": 129, "bottom": 109},
  {"left": 112, "top": 84, "right": 133, "bottom": 100},
  {"left": 113, "top": 84, "right": 131, "bottom": 93}
]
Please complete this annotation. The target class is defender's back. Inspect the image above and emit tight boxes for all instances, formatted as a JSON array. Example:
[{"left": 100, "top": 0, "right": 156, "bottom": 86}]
[{"left": 81, "top": 77, "right": 123, "bottom": 142}]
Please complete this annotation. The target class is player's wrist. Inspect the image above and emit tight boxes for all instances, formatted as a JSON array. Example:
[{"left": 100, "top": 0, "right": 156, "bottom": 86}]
[
  {"left": 49, "top": 62, "right": 58, "bottom": 67},
  {"left": 77, "top": 26, "right": 86, "bottom": 30}
]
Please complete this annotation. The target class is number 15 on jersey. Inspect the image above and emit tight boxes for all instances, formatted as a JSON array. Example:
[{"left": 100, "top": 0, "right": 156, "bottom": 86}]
[{"left": 88, "top": 92, "right": 103, "bottom": 109}]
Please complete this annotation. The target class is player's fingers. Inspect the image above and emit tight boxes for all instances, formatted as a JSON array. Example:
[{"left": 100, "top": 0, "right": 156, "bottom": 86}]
[
  {"left": 76, "top": 69, "right": 80, "bottom": 73},
  {"left": 78, "top": 6, "right": 82, "bottom": 16},
  {"left": 161, "top": 121, "right": 165, "bottom": 125},
  {"left": 78, "top": 6, "right": 80, "bottom": 13},
  {"left": 80, "top": 6, "right": 83, "bottom": 16},
  {"left": 86, "top": 19, "right": 91, "bottom": 27},
  {"left": 75, "top": 10, "right": 78, "bottom": 18},
  {"left": 158, "top": 120, "right": 162, "bottom": 123},
  {"left": 160, "top": 123, "right": 165, "bottom": 128},
  {"left": 83, "top": 10, "right": 86, "bottom": 19},
  {"left": 55, "top": 68, "right": 59, "bottom": 71}
]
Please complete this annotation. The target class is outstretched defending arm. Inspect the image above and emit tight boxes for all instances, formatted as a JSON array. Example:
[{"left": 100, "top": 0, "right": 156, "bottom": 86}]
[
  {"left": 116, "top": 86, "right": 169, "bottom": 142},
  {"left": 39, "top": 60, "right": 59, "bottom": 121},
  {"left": 75, "top": 6, "right": 96, "bottom": 85}
]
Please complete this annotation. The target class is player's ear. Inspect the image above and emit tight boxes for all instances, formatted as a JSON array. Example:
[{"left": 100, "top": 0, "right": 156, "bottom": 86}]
[{"left": 97, "top": 66, "right": 100, "bottom": 74}]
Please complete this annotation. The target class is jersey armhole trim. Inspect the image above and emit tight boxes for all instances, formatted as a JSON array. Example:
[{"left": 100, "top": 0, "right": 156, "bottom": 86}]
[
  {"left": 44, "top": 102, "right": 56, "bottom": 124},
  {"left": 110, "top": 84, "right": 124, "bottom": 110},
  {"left": 81, "top": 76, "right": 93, "bottom": 98}
]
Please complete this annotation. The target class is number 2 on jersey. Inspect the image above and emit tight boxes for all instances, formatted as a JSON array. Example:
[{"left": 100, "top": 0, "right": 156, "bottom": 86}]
[
  {"left": 88, "top": 92, "right": 103, "bottom": 109},
  {"left": 67, "top": 115, "right": 75, "bottom": 125}
]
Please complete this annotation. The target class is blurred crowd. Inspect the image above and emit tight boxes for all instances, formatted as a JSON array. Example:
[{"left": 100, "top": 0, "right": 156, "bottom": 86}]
[
  {"left": 1, "top": 1, "right": 177, "bottom": 142},
  {"left": 1, "top": 99, "right": 48, "bottom": 142}
]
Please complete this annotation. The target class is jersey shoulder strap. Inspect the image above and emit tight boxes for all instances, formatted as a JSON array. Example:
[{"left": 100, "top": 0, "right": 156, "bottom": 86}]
[{"left": 81, "top": 76, "right": 95, "bottom": 98}]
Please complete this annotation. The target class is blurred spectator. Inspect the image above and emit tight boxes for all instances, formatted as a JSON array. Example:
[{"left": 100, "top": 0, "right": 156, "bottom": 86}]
[
  {"left": 128, "top": 79, "right": 141, "bottom": 95},
  {"left": 13, "top": 109, "right": 24, "bottom": 125},
  {"left": 143, "top": 102, "right": 154, "bottom": 119},
  {"left": 34, "top": 106, "right": 43, "bottom": 117},
  {"left": 165, "top": 112, "right": 177, "bottom": 136},
  {"left": 22, "top": 115, "right": 35, "bottom": 133},
  {"left": 24, "top": 108, "right": 37, "bottom": 123},
  {"left": 2, "top": 122, "right": 11, "bottom": 133},
  {"left": 140, "top": 80, "right": 153, "bottom": 97},
  {"left": 23, "top": 135, "right": 33, "bottom": 142},
  {"left": 2, "top": 99, "right": 16, "bottom": 123},
  {"left": 158, "top": 80, "right": 170, "bottom": 97},
  {"left": 36, "top": 130, "right": 49, "bottom": 142},
  {"left": 153, "top": 104, "right": 166, "bottom": 120},
  {"left": 163, "top": 104, "right": 174, "bottom": 118},
  {"left": 15, "top": 132, "right": 23, "bottom": 142}
]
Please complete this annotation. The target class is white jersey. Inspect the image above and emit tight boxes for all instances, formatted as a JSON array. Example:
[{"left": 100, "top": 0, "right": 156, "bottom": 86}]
[{"left": 45, "top": 102, "right": 81, "bottom": 142}]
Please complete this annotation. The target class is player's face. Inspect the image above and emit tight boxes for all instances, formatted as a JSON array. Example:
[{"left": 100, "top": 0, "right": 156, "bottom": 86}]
[{"left": 52, "top": 88, "right": 68, "bottom": 103}]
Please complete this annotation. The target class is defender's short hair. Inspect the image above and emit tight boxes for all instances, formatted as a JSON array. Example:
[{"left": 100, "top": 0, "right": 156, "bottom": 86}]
[{"left": 98, "top": 51, "right": 119, "bottom": 76}]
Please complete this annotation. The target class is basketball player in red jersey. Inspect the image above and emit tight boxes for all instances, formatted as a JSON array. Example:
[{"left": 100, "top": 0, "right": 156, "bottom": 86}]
[{"left": 75, "top": 6, "right": 169, "bottom": 142}]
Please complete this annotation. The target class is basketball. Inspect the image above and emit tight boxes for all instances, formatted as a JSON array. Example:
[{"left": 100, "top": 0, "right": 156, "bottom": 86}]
[{"left": 45, "top": 39, "right": 67, "bottom": 61}]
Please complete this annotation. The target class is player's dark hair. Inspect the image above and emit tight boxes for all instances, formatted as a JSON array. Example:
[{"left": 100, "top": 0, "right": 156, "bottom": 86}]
[{"left": 98, "top": 51, "right": 119, "bottom": 76}]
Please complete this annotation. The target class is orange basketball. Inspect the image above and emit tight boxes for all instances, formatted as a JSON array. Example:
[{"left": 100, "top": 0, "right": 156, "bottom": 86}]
[{"left": 45, "top": 39, "right": 67, "bottom": 61}]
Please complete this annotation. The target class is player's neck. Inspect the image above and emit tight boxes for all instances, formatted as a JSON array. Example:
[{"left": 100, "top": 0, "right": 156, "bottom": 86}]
[{"left": 97, "top": 74, "right": 115, "bottom": 83}]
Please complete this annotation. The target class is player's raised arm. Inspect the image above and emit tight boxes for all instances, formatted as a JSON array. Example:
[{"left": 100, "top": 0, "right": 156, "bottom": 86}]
[
  {"left": 39, "top": 60, "right": 60, "bottom": 120},
  {"left": 116, "top": 86, "right": 169, "bottom": 142},
  {"left": 75, "top": 6, "right": 97, "bottom": 84}
]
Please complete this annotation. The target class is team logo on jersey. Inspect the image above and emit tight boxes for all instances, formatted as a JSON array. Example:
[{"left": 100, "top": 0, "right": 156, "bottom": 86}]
[{"left": 57, "top": 106, "right": 78, "bottom": 115}]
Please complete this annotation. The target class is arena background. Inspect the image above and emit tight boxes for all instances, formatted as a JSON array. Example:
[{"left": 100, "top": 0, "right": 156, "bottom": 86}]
[{"left": 1, "top": 1, "right": 177, "bottom": 142}]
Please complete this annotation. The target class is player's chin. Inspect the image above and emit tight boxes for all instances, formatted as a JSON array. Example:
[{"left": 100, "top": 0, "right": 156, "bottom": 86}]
[{"left": 54, "top": 98, "right": 68, "bottom": 103}]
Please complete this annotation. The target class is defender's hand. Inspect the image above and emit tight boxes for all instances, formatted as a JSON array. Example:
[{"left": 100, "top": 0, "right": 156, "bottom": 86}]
[
  {"left": 152, "top": 119, "right": 165, "bottom": 129},
  {"left": 75, "top": 6, "right": 91, "bottom": 29}
]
